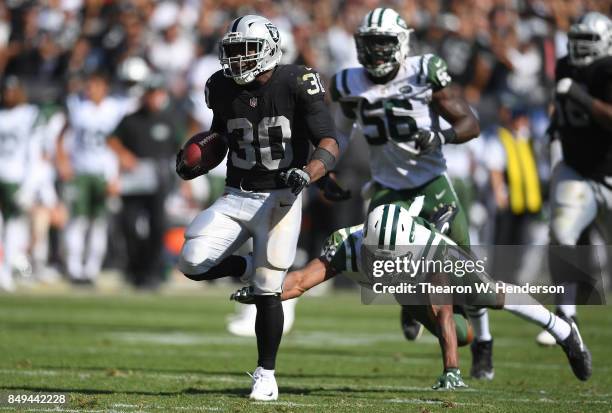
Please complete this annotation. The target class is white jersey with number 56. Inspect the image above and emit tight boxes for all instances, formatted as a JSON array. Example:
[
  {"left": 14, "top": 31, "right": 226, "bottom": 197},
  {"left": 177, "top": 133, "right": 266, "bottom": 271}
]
[{"left": 331, "top": 54, "right": 452, "bottom": 190}]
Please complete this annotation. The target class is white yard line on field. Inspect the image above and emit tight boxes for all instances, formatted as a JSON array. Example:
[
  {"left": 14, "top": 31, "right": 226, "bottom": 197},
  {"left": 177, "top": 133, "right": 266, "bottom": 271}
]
[
  {"left": 250, "top": 401, "right": 319, "bottom": 408},
  {"left": 107, "top": 331, "right": 406, "bottom": 347},
  {"left": 386, "top": 398, "right": 484, "bottom": 406}
]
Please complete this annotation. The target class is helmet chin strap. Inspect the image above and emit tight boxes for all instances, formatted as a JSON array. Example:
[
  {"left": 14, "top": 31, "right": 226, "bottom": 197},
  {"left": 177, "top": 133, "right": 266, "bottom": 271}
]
[
  {"left": 233, "top": 72, "right": 257, "bottom": 85},
  {"left": 233, "top": 67, "right": 276, "bottom": 86}
]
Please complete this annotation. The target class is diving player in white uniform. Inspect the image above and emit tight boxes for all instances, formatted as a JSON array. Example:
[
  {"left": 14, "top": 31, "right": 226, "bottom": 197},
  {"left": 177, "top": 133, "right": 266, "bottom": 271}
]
[{"left": 231, "top": 201, "right": 593, "bottom": 387}]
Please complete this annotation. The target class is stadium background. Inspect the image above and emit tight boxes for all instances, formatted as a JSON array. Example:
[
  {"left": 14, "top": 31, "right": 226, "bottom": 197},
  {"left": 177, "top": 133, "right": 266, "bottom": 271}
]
[{"left": 1, "top": 0, "right": 612, "bottom": 412}]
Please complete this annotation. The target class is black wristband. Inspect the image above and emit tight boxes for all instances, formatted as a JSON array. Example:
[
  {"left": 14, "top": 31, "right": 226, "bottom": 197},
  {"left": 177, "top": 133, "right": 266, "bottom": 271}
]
[
  {"left": 440, "top": 128, "right": 458, "bottom": 144},
  {"left": 567, "top": 83, "right": 594, "bottom": 112},
  {"left": 310, "top": 147, "right": 336, "bottom": 173}
]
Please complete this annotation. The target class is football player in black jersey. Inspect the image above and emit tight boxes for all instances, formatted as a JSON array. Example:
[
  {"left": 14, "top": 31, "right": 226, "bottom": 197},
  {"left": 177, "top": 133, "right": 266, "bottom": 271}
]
[
  {"left": 536, "top": 12, "right": 612, "bottom": 346},
  {"left": 175, "top": 15, "right": 339, "bottom": 400}
]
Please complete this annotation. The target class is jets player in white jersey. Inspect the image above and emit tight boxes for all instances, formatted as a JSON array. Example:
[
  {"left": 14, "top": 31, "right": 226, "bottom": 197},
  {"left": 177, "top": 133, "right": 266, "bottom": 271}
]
[
  {"left": 231, "top": 201, "right": 592, "bottom": 387},
  {"left": 56, "top": 73, "right": 130, "bottom": 284},
  {"left": 0, "top": 76, "right": 43, "bottom": 291},
  {"left": 329, "top": 8, "right": 496, "bottom": 379}
]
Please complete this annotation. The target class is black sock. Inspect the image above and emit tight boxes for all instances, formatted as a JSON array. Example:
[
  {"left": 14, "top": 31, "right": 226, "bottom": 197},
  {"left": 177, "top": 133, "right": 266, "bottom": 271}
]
[
  {"left": 184, "top": 255, "right": 246, "bottom": 281},
  {"left": 254, "top": 295, "right": 284, "bottom": 370}
]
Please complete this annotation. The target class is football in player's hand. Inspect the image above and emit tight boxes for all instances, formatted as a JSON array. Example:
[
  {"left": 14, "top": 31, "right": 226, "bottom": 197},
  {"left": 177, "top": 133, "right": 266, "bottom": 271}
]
[{"left": 182, "top": 131, "right": 228, "bottom": 171}]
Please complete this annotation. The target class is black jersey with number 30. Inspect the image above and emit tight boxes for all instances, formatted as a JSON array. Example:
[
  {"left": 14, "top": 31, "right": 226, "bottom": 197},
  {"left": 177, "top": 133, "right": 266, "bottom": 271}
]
[
  {"left": 205, "top": 64, "right": 336, "bottom": 187},
  {"left": 553, "top": 56, "right": 612, "bottom": 179}
]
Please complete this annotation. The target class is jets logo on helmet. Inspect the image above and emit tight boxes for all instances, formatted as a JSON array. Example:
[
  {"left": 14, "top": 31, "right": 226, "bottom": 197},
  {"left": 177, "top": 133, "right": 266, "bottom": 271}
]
[
  {"left": 568, "top": 12, "right": 612, "bottom": 67},
  {"left": 219, "top": 15, "right": 282, "bottom": 85},
  {"left": 361, "top": 204, "right": 421, "bottom": 279},
  {"left": 355, "top": 8, "right": 413, "bottom": 78}
]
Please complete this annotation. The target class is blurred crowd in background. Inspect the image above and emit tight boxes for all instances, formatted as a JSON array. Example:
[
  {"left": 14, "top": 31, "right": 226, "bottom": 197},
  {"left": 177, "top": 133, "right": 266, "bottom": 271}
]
[{"left": 0, "top": 0, "right": 610, "bottom": 292}]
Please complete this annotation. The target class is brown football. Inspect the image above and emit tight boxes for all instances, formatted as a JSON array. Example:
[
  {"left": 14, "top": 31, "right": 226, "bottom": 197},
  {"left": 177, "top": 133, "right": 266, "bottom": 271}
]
[{"left": 182, "top": 131, "right": 228, "bottom": 171}]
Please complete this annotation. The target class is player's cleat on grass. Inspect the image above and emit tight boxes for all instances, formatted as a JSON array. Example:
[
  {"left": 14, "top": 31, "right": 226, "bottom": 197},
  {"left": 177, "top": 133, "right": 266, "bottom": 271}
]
[
  {"left": 248, "top": 367, "right": 278, "bottom": 401},
  {"left": 0, "top": 271, "right": 15, "bottom": 292},
  {"left": 432, "top": 368, "right": 468, "bottom": 390},
  {"left": 558, "top": 316, "right": 592, "bottom": 381},
  {"left": 470, "top": 339, "right": 494, "bottom": 380},
  {"left": 230, "top": 286, "right": 255, "bottom": 304},
  {"left": 400, "top": 306, "right": 423, "bottom": 341}
]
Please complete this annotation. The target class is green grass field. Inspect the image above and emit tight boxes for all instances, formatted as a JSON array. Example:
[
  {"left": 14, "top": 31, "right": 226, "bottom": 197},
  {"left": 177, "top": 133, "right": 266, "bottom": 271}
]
[{"left": 0, "top": 289, "right": 610, "bottom": 413}]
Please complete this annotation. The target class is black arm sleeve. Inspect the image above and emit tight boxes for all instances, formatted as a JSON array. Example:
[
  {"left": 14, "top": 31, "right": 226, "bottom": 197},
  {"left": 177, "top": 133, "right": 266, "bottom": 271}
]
[
  {"left": 295, "top": 67, "right": 337, "bottom": 145},
  {"left": 303, "top": 99, "right": 337, "bottom": 145},
  {"left": 210, "top": 115, "right": 226, "bottom": 134},
  {"left": 205, "top": 72, "right": 227, "bottom": 134}
]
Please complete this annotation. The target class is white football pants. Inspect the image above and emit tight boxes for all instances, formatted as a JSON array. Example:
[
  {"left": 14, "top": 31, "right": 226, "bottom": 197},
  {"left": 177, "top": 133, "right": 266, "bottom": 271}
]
[
  {"left": 179, "top": 186, "right": 302, "bottom": 295},
  {"left": 550, "top": 161, "right": 612, "bottom": 246}
]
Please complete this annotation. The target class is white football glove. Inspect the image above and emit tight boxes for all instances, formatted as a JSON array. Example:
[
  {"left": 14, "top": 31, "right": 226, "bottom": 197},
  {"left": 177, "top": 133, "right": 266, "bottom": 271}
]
[
  {"left": 556, "top": 78, "right": 573, "bottom": 95},
  {"left": 556, "top": 77, "right": 594, "bottom": 110}
]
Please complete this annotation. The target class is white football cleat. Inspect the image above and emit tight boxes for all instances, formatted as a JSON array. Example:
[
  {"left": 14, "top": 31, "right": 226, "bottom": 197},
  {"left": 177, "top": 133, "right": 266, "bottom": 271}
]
[
  {"left": 536, "top": 329, "right": 557, "bottom": 346},
  {"left": 227, "top": 303, "right": 257, "bottom": 337},
  {"left": 0, "top": 270, "right": 15, "bottom": 292},
  {"left": 227, "top": 299, "right": 297, "bottom": 337},
  {"left": 248, "top": 367, "right": 278, "bottom": 401}
]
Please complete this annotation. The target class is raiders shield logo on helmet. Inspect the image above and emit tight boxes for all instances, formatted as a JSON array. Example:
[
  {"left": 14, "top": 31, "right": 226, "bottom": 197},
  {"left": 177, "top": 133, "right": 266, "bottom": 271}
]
[{"left": 265, "top": 23, "right": 279, "bottom": 43}]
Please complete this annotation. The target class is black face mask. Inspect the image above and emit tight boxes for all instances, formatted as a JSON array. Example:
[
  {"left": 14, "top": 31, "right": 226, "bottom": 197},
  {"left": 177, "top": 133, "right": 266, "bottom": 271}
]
[
  {"left": 220, "top": 39, "right": 263, "bottom": 76},
  {"left": 355, "top": 34, "right": 399, "bottom": 66},
  {"left": 568, "top": 32, "right": 604, "bottom": 65}
]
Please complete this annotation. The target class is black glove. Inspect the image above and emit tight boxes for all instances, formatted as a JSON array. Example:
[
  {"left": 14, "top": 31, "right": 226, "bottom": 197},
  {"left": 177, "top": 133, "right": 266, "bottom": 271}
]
[
  {"left": 316, "top": 172, "right": 351, "bottom": 202},
  {"left": 279, "top": 168, "right": 311, "bottom": 195},
  {"left": 410, "top": 128, "right": 458, "bottom": 155},
  {"left": 175, "top": 149, "right": 205, "bottom": 180},
  {"left": 410, "top": 129, "right": 444, "bottom": 154}
]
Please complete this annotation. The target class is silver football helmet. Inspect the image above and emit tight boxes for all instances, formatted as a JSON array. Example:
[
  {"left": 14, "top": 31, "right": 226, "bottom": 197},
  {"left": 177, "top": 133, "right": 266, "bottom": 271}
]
[
  {"left": 355, "top": 8, "right": 413, "bottom": 77},
  {"left": 568, "top": 12, "right": 612, "bottom": 67},
  {"left": 219, "top": 15, "right": 282, "bottom": 85}
]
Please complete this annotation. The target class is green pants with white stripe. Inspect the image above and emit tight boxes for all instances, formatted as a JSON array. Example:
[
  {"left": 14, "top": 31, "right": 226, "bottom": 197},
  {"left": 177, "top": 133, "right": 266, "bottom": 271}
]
[
  {"left": 63, "top": 174, "right": 107, "bottom": 218},
  {"left": 368, "top": 174, "right": 470, "bottom": 247}
]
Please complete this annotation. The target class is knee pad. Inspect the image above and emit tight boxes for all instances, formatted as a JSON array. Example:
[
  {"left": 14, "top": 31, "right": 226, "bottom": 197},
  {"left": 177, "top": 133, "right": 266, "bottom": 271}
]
[
  {"left": 252, "top": 267, "right": 285, "bottom": 295},
  {"left": 178, "top": 238, "right": 216, "bottom": 277}
]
